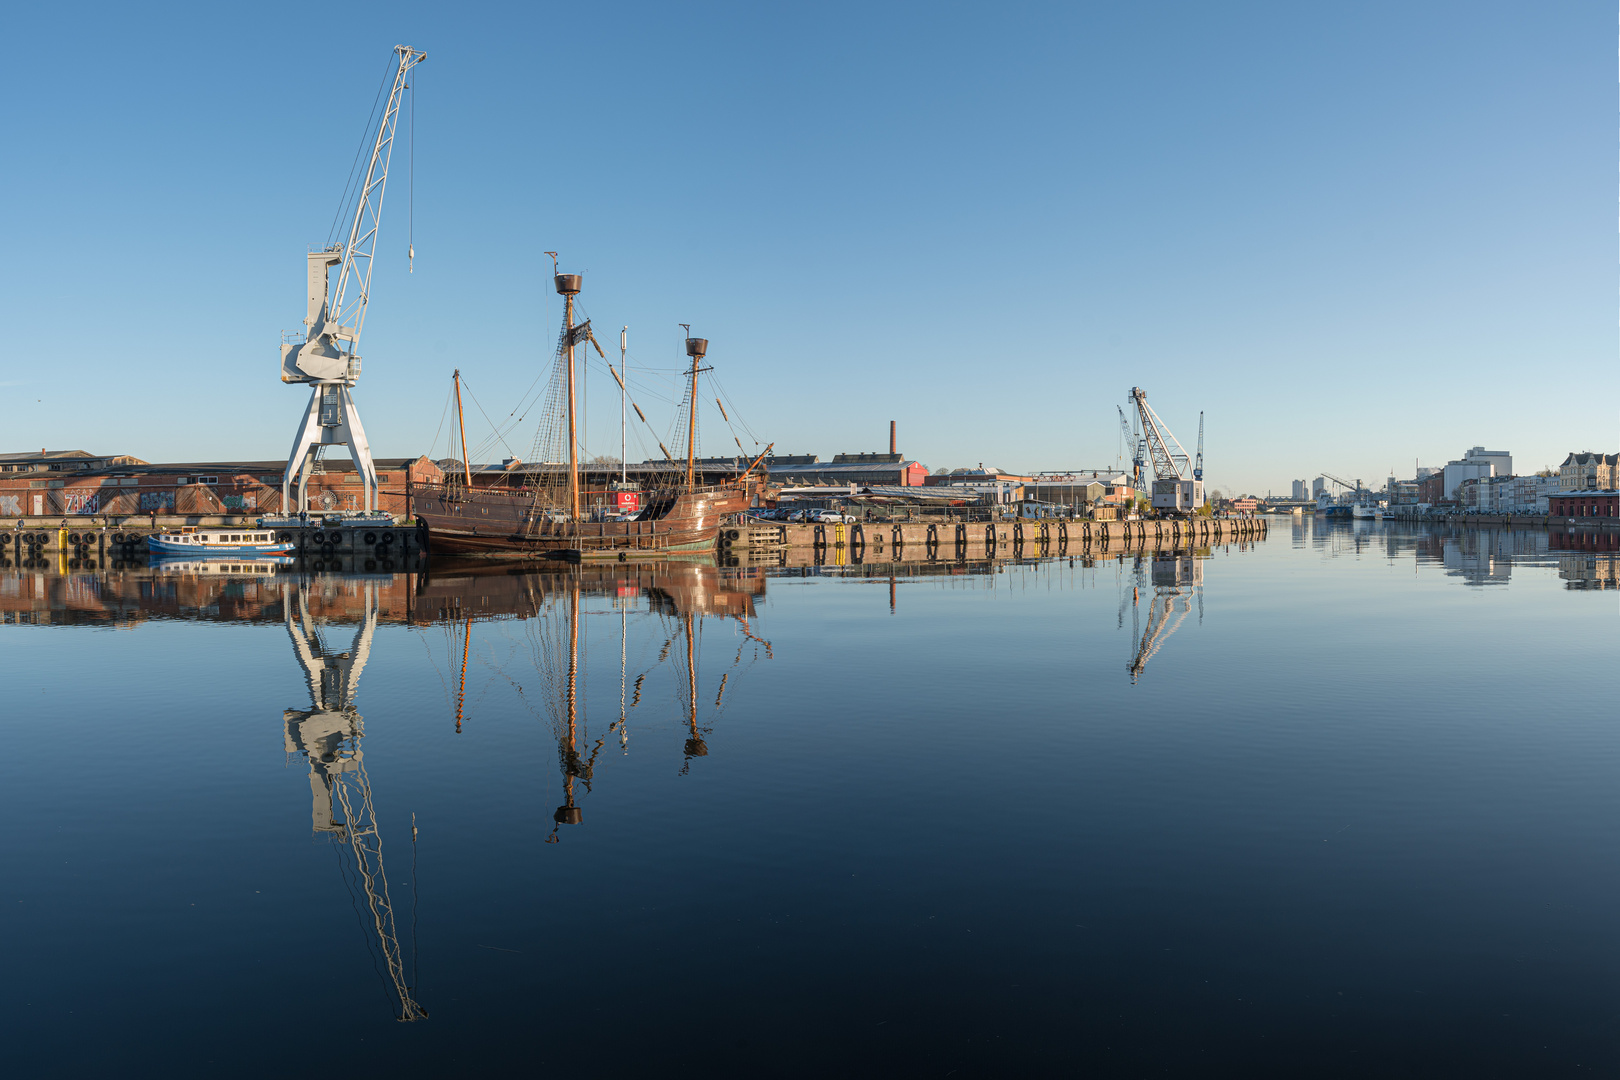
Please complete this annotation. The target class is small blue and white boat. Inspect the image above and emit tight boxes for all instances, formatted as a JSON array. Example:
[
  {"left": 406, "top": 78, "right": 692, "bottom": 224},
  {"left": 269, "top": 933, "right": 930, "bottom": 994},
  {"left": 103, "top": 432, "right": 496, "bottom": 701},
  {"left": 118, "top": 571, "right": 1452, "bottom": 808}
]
[{"left": 146, "top": 526, "right": 296, "bottom": 557}]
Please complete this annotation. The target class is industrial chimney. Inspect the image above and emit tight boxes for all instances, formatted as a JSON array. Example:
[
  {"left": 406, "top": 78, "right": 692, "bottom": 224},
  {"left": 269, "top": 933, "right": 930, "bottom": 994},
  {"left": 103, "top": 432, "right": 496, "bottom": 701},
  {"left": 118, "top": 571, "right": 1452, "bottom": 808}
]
[{"left": 889, "top": 421, "right": 896, "bottom": 455}]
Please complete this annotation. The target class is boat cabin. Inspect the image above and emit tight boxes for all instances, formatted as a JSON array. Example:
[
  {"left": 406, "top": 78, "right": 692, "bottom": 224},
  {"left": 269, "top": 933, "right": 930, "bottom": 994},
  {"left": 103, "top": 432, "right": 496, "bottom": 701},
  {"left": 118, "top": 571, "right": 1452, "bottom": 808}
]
[{"left": 157, "top": 527, "right": 282, "bottom": 547}]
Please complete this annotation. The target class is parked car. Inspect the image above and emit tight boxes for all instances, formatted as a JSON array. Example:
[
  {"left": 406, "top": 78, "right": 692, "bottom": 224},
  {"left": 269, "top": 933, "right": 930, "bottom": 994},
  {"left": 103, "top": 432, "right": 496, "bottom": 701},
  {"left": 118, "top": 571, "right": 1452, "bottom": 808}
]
[{"left": 812, "top": 511, "right": 856, "bottom": 524}]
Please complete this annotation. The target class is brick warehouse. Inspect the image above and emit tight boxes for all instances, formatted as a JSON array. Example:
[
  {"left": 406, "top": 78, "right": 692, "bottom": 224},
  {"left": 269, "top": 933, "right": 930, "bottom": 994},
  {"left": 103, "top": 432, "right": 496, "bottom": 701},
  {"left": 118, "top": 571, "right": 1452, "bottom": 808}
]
[
  {"left": 0, "top": 451, "right": 445, "bottom": 523},
  {"left": 1548, "top": 491, "right": 1618, "bottom": 519}
]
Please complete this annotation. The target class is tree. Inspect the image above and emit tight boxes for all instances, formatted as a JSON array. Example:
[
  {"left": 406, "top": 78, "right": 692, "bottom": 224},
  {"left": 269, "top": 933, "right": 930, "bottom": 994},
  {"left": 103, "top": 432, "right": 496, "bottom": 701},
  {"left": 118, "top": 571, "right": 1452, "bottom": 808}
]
[
  {"left": 590, "top": 454, "right": 621, "bottom": 466},
  {"left": 933, "top": 467, "right": 949, "bottom": 475}
]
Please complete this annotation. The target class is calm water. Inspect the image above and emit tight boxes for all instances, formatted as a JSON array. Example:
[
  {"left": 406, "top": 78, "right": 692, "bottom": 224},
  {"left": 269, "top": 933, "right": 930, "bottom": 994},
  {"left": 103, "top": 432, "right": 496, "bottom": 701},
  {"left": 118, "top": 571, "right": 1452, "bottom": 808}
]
[{"left": 3, "top": 520, "right": 1616, "bottom": 1076}]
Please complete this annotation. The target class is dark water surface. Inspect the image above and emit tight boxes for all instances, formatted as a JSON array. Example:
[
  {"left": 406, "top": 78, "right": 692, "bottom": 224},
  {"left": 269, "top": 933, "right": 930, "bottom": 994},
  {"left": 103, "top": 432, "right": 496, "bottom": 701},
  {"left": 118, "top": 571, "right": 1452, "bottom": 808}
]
[{"left": 3, "top": 521, "right": 1616, "bottom": 1077}]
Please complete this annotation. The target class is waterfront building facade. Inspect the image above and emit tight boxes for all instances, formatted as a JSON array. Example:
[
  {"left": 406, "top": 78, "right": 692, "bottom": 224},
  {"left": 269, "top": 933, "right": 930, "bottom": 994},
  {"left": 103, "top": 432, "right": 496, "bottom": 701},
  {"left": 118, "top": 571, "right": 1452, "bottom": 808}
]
[
  {"left": 1549, "top": 491, "right": 1619, "bottom": 518},
  {"left": 1559, "top": 452, "right": 1619, "bottom": 491},
  {"left": 0, "top": 456, "right": 445, "bottom": 521},
  {"left": 0, "top": 449, "right": 148, "bottom": 474},
  {"left": 1443, "top": 447, "right": 1512, "bottom": 500},
  {"left": 767, "top": 453, "right": 928, "bottom": 488}
]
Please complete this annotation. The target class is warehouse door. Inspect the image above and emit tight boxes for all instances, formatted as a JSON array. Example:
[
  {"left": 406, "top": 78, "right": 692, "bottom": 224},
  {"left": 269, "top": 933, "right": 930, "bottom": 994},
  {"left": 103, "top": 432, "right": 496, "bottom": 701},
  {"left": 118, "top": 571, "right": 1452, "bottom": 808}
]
[{"left": 32, "top": 494, "right": 43, "bottom": 516}]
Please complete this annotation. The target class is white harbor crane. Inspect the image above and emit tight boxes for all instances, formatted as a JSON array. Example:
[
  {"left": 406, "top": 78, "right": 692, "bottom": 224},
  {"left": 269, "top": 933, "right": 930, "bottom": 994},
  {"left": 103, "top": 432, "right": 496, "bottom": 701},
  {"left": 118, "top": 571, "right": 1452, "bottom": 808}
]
[
  {"left": 1129, "top": 387, "right": 1203, "bottom": 516},
  {"left": 277, "top": 45, "right": 426, "bottom": 520}
]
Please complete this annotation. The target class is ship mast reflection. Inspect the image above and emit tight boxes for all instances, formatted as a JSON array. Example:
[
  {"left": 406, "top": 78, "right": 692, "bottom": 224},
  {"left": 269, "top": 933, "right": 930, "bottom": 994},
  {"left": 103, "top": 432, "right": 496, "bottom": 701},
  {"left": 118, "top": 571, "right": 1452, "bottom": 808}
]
[{"left": 422, "top": 561, "right": 769, "bottom": 843}]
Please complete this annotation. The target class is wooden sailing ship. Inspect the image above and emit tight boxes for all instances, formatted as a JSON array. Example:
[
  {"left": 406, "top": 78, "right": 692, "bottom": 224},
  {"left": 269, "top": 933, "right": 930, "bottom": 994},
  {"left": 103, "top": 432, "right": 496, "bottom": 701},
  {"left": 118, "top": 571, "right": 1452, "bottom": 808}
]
[{"left": 413, "top": 266, "right": 766, "bottom": 558}]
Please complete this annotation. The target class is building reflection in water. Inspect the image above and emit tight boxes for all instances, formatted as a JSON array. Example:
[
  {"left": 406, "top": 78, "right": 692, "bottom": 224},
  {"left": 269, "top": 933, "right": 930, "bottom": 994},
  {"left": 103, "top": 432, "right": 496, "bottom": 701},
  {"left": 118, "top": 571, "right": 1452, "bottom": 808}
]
[
  {"left": 1290, "top": 514, "right": 1620, "bottom": 590},
  {"left": 282, "top": 579, "right": 427, "bottom": 1023}
]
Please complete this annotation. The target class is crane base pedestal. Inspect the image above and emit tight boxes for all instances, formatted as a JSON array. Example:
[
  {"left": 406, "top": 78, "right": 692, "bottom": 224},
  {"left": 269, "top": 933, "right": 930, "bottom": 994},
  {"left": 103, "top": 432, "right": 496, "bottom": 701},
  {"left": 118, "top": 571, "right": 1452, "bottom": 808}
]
[{"left": 281, "top": 382, "right": 379, "bottom": 517}]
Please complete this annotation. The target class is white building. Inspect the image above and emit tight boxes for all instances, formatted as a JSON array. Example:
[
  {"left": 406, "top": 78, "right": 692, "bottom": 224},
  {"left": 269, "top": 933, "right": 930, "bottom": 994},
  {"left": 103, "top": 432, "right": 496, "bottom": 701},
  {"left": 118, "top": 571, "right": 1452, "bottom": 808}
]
[
  {"left": 1443, "top": 447, "right": 1513, "bottom": 500},
  {"left": 1387, "top": 478, "right": 1418, "bottom": 504},
  {"left": 1458, "top": 473, "right": 1558, "bottom": 513}
]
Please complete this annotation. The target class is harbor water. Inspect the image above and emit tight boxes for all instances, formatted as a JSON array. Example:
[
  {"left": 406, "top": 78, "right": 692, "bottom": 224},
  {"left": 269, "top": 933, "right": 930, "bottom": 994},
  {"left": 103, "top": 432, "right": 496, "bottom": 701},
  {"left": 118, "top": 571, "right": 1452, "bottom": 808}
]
[{"left": 2, "top": 519, "right": 1616, "bottom": 1076}]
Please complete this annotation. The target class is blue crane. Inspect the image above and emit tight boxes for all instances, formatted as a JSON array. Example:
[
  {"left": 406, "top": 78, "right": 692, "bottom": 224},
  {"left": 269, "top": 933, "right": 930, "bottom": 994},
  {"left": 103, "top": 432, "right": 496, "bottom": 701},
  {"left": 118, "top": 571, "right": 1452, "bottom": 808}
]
[{"left": 1194, "top": 412, "right": 1204, "bottom": 482}]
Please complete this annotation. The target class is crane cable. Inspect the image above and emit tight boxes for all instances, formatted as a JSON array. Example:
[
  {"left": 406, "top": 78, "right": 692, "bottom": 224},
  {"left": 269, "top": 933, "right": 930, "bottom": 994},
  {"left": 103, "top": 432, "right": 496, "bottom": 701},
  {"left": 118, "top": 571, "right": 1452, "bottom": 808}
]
[
  {"left": 328, "top": 52, "right": 398, "bottom": 248},
  {"left": 407, "top": 60, "right": 416, "bottom": 271}
]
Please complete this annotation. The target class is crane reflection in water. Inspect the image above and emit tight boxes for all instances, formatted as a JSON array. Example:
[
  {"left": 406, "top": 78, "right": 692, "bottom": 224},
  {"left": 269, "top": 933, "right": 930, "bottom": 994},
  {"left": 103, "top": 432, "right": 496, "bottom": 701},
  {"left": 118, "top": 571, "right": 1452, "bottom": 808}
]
[
  {"left": 429, "top": 563, "right": 771, "bottom": 844},
  {"left": 282, "top": 578, "right": 427, "bottom": 1022},
  {"left": 1121, "top": 550, "right": 1204, "bottom": 683}
]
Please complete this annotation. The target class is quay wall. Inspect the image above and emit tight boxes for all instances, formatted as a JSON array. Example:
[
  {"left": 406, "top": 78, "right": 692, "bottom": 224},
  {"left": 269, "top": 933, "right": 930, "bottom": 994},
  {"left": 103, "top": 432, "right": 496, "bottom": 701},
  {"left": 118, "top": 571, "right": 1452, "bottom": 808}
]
[
  {"left": 776, "top": 516, "right": 1263, "bottom": 549},
  {"left": 2, "top": 522, "right": 426, "bottom": 571},
  {"left": 722, "top": 517, "right": 1266, "bottom": 566},
  {"left": 1380, "top": 511, "right": 1620, "bottom": 531}
]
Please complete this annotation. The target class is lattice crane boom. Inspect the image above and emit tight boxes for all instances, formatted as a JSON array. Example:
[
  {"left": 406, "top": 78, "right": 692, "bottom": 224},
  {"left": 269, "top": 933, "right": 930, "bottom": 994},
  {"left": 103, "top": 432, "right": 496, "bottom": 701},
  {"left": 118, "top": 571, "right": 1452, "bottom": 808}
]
[
  {"left": 1319, "top": 470, "right": 1365, "bottom": 495},
  {"left": 1130, "top": 387, "right": 1191, "bottom": 481},
  {"left": 282, "top": 45, "right": 426, "bottom": 387}
]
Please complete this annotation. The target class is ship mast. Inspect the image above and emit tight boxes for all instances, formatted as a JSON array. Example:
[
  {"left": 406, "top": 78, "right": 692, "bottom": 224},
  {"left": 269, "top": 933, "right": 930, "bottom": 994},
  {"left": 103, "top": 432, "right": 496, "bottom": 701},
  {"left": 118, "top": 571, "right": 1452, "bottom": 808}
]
[
  {"left": 555, "top": 267, "right": 583, "bottom": 522},
  {"left": 452, "top": 370, "right": 472, "bottom": 488},
  {"left": 619, "top": 327, "right": 628, "bottom": 487},
  {"left": 682, "top": 329, "right": 708, "bottom": 490}
]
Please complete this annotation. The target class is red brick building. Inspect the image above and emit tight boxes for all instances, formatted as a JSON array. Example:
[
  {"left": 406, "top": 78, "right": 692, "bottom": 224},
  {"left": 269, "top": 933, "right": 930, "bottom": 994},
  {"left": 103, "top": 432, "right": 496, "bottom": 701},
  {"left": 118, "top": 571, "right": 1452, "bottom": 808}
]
[
  {"left": 1549, "top": 491, "right": 1618, "bottom": 518},
  {"left": 0, "top": 455, "right": 444, "bottom": 522}
]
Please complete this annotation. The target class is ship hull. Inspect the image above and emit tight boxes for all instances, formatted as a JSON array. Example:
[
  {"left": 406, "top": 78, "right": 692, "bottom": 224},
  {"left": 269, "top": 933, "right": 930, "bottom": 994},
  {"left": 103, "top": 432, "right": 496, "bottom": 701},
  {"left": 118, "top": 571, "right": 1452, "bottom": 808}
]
[{"left": 413, "top": 483, "right": 750, "bottom": 559}]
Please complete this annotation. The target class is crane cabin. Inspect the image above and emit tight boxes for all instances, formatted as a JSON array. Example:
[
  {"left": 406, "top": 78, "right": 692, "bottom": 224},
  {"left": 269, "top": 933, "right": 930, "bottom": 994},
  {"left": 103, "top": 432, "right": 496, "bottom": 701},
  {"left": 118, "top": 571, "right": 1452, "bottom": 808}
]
[{"left": 1153, "top": 478, "right": 1204, "bottom": 514}]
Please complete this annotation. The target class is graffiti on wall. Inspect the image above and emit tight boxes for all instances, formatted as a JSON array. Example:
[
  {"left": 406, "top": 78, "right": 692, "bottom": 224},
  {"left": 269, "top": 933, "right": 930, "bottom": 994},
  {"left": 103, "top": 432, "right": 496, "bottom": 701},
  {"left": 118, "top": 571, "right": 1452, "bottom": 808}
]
[
  {"left": 62, "top": 492, "right": 100, "bottom": 514},
  {"left": 222, "top": 494, "right": 257, "bottom": 510},
  {"left": 0, "top": 495, "right": 20, "bottom": 516},
  {"left": 138, "top": 491, "right": 175, "bottom": 512}
]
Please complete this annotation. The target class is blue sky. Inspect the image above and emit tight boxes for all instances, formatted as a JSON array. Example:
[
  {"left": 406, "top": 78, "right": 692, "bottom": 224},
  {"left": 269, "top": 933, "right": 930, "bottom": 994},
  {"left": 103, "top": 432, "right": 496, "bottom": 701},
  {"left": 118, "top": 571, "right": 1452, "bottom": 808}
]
[{"left": 2, "top": 1, "right": 1612, "bottom": 495}]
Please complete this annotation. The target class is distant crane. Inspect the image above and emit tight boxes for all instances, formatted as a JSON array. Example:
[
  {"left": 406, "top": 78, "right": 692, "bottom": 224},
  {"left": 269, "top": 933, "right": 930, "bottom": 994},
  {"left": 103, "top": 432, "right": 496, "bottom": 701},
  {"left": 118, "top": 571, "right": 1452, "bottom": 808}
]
[
  {"left": 1129, "top": 388, "right": 1202, "bottom": 516},
  {"left": 278, "top": 45, "right": 426, "bottom": 518},
  {"left": 1318, "top": 470, "right": 1366, "bottom": 496},
  {"left": 1194, "top": 412, "right": 1204, "bottom": 483},
  {"left": 1117, "top": 406, "right": 1145, "bottom": 492}
]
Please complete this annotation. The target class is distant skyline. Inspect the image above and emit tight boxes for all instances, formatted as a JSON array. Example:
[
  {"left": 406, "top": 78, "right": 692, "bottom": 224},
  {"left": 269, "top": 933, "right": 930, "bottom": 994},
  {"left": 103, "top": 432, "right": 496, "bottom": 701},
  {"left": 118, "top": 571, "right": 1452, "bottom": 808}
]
[{"left": 2, "top": 2, "right": 1614, "bottom": 496}]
